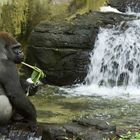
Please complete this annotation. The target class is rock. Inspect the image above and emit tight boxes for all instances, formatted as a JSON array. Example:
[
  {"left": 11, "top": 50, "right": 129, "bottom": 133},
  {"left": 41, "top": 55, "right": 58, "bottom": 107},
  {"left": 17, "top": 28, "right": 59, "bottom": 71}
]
[
  {"left": 107, "top": 0, "right": 140, "bottom": 12},
  {"left": 73, "top": 117, "right": 101, "bottom": 126},
  {"left": 22, "top": 11, "right": 139, "bottom": 86},
  {"left": 0, "top": 118, "right": 116, "bottom": 140},
  {"left": 73, "top": 117, "right": 116, "bottom": 132},
  {"left": 42, "top": 125, "right": 67, "bottom": 140},
  {"left": 41, "top": 122, "right": 114, "bottom": 140},
  {"left": 41, "top": 116, "right": 117, "bottom": 140},
  {"left": 22, "top": 46, "right": 90, "bottom": 86},
  {"left": 96, "top": 121, "right": 116, "bottom": 132},
  {"left": 76, "top": 132, "right": 104, "bottom": 140},
  {"left": 117, "top": 72, "right": 129, "bottom": 86},
  {"left": 63, "top": 123, "right": 86, "bottom": 135}
]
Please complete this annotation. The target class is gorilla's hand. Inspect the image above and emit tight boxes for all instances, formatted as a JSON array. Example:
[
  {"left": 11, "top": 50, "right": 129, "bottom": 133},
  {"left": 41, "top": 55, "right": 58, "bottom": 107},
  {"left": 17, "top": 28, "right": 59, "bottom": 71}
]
[
  {"left": 20, "top": 78, "right": 39, "bottom": 96},
  {"left": 28, "top": 121, "right": 38, "bottom": 132},
  {"left": 26, "top": 84, "right": 38, "bottom": 96}
]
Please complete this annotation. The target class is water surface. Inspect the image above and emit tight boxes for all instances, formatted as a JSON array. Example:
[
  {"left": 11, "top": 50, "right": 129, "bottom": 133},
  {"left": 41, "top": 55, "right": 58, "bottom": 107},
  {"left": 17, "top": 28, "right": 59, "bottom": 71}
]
[{"left": 31, "top": 85, "right": 140, "bottom": 131}]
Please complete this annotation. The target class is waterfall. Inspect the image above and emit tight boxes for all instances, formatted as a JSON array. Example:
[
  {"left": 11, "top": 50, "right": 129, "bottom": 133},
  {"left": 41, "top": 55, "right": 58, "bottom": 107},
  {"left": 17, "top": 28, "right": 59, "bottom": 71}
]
[
  {"left": 61, "top": 8, "right": 140, "bottom": 100},
  {"left": 85, "top": 20, "right": 140, "bottom": 87}
]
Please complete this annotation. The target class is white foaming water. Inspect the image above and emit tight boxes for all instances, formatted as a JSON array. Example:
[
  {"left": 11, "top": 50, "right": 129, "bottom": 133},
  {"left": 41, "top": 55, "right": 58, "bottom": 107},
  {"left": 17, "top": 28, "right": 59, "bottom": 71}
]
[
  {"left": 100, "top": 6, "right": 122, "bottom": 13},
  {"left": 61, "top": 10, "right": 140, "bottom": 100},
  {"left": 63, "top": 20, "right": 140, "bottom": 99},
  {"left": 85, "top": 20, "right": 140, "bottom": 87}
]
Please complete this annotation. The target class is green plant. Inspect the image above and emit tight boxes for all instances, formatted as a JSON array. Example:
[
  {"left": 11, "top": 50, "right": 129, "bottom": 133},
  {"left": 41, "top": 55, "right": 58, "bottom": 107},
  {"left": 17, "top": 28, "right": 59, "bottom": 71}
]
[
  {"left": 119, "top": 131, "right": 140, "bottom": 140},
  {"left": 31, "top": 67, "right": 45, "bottom": 84},
  {"left": 21, "top": 62, "right": 45, "bottom": 84},
  {"left": 103, "top": 131, "right": 140, "bottom": 140}
]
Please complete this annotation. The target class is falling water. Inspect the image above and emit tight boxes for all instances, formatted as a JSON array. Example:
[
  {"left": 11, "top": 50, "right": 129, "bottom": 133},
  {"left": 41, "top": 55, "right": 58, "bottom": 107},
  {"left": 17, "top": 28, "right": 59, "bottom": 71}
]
[
  {"left": 61, "top": 9, "right": 140, "bottom": 100},
  {"left": 85, "top": 20, "right": 140, "bottom": 87}
]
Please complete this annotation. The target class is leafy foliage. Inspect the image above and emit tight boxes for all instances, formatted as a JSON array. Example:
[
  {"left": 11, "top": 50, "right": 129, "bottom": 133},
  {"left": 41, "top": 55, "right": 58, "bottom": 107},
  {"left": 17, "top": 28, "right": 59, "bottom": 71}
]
[
  {"left": 31, "top": 67, "right": 45, "bottom": 84},
  {"left": 119, "top": 131, "right": 140, "bottom": 140},
  {"left": 21, "top": 62, "right": 45, "bottom": 84},
  {"left": 103, "top": 131, "right": 140, "bottom": 140}
]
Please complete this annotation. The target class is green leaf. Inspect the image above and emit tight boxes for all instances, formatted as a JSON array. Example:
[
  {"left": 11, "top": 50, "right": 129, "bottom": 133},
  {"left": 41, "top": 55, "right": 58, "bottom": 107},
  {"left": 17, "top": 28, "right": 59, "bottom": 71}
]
[
  {"left": 31, "top": 67, "right": 45, "bottom": 84},
  {"left": 21, "top": 62, "right": 45, "bottom": 84}
]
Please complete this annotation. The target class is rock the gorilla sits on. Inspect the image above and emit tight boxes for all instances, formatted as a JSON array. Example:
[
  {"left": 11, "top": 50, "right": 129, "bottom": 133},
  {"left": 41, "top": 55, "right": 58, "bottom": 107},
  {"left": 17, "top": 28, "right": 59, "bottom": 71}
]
[{"left": 0, "top": 32, "right": 36, "bottom": 130}]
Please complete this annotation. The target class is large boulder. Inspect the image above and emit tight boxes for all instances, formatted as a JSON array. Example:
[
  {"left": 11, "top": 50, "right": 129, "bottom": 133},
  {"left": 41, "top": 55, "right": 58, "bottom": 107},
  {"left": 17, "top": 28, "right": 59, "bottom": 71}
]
[
  {"left": 107, "top": 0, "right": 140, "bottom": 12},
  {"left": 42, "top": 117, "right": 116, "bottom": 140},
  {"left": 22, "top": 11, "right": 138, "bottom": 86}
]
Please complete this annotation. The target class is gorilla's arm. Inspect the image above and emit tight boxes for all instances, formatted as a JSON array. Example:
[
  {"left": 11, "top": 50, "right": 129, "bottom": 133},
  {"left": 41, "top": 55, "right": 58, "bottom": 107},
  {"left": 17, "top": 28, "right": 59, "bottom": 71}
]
[{"left": 0, "top": 61, "right": 36, "bottom": 125}]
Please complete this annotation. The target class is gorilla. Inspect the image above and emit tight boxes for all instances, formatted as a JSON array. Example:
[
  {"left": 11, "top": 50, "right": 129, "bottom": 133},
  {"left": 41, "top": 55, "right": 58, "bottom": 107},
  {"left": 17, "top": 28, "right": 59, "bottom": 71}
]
[{"left": 0, "top": 32, "right": 36, "bottom": 129}]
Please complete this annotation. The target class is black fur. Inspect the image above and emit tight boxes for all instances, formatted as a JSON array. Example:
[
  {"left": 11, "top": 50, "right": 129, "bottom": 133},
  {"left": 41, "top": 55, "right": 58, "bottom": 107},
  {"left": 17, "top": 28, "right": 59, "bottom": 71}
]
[{"left": 0, "top": 32, "right": 36, "bottom": 130}]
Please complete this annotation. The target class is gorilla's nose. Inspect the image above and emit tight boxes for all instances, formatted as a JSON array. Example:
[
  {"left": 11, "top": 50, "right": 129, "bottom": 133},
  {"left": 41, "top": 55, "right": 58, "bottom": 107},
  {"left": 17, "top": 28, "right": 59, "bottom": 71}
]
[
  {"left": 20, "top": 52, "right": 24, "bottom": 61},
  {"left": 16, "top": 52, "right": 24, "bottom": 64}
]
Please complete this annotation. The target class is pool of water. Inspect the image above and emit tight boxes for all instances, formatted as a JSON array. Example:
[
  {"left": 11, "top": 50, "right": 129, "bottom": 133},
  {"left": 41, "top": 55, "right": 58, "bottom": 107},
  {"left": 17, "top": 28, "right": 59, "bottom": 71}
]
[{"left": 31, "top": 85, "right": 140, "bottom": 131}]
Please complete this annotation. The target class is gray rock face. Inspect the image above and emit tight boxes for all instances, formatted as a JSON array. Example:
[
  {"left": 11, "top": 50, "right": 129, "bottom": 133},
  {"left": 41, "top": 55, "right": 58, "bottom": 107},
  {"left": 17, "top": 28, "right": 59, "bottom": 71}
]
[
  {"left": 107, "top": 0, "right": 140, "bottom": 12},
  {"left": 22, "top": 11, "right": 138, "bottom": 86},
  {"left": 42, "top": 125, "right": 67, "bottom": 140},
  {"left": 42, "top": 117, "right": 116, "bottom": 140}
]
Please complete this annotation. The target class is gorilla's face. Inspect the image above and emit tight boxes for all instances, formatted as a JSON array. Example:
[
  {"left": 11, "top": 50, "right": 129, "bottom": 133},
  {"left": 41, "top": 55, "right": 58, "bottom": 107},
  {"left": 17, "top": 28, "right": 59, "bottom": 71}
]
[
  {"left": 0, "top": 32, "right": 24, "bottom": 64},
  {"left": 10, "top": 43, "right": 24, "bottom": 64},
  {"left": 5, "top": 43, "right": 24, "bottom": 64}
]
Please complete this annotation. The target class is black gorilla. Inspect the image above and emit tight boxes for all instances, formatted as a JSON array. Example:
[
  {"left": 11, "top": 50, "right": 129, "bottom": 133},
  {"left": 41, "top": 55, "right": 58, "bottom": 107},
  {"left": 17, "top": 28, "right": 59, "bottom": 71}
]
[{"left": 0, "top": 32, "right": 36, "bottom": 129}]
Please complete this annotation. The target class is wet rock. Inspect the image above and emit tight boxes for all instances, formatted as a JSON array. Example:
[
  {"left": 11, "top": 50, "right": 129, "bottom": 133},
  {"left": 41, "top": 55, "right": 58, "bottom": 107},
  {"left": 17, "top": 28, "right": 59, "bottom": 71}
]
[
  {"left": 73, "top": 117, "right": 116, "bottom": 132},
  {"left": 41, "top": 122, "right": 114, "bottom": 140},
  {"left": 96, "top": 121, "right": 116, "bottom": 132},
  {"left": 76, "top": 132, "right": 104, "bottom": 140},
  {"left": 0, "top": 116, "right": 117, "bottom": 140},
  {"left": 107, "top": 0, "right": 140, "bottom": 12},
  {"left": 41, "top": 115, "right": 117, "bottom": 140},
  {"left": 73, "top": 118, "right": 100, "bottom": 126},
  {"left": 63, "top": 123, "right": 85, "bottom": 135},
  {"left": 117, "top": 72, "right": 129, "bottom": 86},
  {"left": 107, "top": 79, "right": 116, "bottom": 87},
  {"left": 42, "top": 125, "right": 67, "bottom": 140}
]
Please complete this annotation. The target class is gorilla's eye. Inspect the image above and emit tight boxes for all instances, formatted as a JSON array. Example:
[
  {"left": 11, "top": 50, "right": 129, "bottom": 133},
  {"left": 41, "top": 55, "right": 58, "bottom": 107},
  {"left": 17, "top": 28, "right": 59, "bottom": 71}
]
[
  {"left": 13, "top": 46, "right": 22, "bottom": 55},
  {"left": 11, "top": 43, "right": 22, "bottom": 55},
  {"left": 10, "top": 43, "right": 24, "bottom": 63}
]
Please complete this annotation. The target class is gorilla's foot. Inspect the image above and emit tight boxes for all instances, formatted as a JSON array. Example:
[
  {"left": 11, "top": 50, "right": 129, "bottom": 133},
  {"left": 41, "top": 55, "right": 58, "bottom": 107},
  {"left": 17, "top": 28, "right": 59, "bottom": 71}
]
[
  {"left": 0, "top": 125, "right": 10, "bottom": 135},
  {"left": 28, "top": 121, "right": 38, "bottom": 132}
]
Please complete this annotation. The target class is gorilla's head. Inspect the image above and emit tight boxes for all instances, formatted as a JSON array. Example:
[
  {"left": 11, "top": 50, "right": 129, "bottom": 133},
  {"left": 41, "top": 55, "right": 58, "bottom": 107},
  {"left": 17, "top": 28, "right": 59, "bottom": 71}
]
[{"left": 0, "top": 32, "right": 24, "bottom": 64}]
